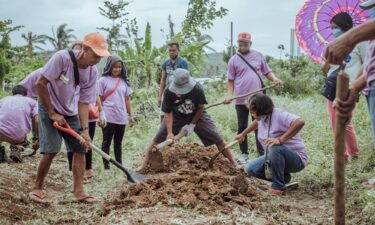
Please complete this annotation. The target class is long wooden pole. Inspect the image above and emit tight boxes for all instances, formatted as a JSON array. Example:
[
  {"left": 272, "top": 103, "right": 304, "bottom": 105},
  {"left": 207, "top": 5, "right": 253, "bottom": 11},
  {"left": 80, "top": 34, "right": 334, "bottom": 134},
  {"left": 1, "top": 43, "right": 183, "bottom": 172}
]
[{"left": 334, "top": 71, "right": 349, "bottom": 225}]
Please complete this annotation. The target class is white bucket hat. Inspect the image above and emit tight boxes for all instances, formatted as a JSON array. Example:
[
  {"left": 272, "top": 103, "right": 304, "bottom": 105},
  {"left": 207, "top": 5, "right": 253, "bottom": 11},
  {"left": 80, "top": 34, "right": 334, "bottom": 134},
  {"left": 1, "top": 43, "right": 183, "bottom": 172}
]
[{"left": 168, "top": 68, "right": 197, "bottom": 95}]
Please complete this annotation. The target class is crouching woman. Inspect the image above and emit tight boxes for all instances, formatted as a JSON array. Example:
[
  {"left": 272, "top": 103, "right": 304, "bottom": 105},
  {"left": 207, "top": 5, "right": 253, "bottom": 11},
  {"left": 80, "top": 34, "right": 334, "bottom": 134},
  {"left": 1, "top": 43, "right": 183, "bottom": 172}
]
[{"left": 235, "top": 94, "right": 308, "bottom": 195}]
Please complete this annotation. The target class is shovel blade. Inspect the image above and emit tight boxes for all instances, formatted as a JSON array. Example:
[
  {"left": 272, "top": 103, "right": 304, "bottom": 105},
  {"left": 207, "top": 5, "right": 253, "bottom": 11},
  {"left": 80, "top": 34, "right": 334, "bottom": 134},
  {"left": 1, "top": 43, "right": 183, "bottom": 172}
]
[
  {"left": 148, "top": 150, "right": 164, "bottom": 172},
  {"left": 129, "top": 171, "right": 147, "bottom": 183}
]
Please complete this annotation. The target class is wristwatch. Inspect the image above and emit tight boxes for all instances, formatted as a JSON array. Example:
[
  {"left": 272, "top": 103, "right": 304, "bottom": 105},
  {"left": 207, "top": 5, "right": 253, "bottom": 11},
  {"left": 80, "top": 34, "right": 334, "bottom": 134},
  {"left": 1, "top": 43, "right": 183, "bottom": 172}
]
[{"left": 78, "top": 127, "right": 89, "bottom": 132}]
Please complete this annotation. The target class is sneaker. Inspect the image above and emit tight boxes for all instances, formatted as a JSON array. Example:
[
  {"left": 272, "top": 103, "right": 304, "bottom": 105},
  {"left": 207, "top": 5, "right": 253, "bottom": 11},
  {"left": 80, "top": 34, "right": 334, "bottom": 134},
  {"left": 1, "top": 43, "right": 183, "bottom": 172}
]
[
  {"left": 9, "top": 145, "right": 22, "bottom": 163},
  {"left": 0, "top": 146, "right": 8, "bottom": 163},
  {"left": 237, "top": 153, "right": 249, "bottom": 164},
  {"left": 268, "top": 188, "right": 285, "bottom": 195}
]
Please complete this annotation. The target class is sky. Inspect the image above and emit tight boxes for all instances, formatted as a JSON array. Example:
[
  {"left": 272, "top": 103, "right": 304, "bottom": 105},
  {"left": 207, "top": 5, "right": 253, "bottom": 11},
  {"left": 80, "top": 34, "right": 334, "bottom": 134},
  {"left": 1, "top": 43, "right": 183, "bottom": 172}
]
[{"left": 1, "top": 0, "right": 307, "bottom": 58}]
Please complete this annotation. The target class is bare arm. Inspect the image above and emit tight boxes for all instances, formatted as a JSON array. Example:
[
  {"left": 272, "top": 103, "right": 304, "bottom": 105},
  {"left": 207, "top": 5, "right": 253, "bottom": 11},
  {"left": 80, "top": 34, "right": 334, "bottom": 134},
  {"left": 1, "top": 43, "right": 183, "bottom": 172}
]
[
  {"left": 164, "top": 112, "right": 173, "bottom": 137},
  {"left": 265, "top": 72, "right": 283, "bottom": 86},
  {"left": 36, "top": 76, "right": 66, "bottom": 124},
  {"left": 321, "top": 62, "right": 331, "bottom": 74},
  {"left": 125, "top": 96, "right": 134, "bottom": 125},
  {"left": 223, "top": 80, "right": 235, "bottom": 104},
  {"left": 33, "top": 115, "right": 39, "bottom": 137},
  {"left": 279, "top": 119, "right": 305, "bottom": 144},
  {"left": 96, "top": 95, "right": 103, "bottom": 112},
  {"left": 190, "top": 104, "right": 204, "bottom": 125},
  {"left": 78, "top": 102, "right": 89, "bottom": 130},
  {"left": 159, "top": 70, "right": 167, "bottom": 99},
  {"left": 235, "top": 120, "right": 258, "bottom": 143}
]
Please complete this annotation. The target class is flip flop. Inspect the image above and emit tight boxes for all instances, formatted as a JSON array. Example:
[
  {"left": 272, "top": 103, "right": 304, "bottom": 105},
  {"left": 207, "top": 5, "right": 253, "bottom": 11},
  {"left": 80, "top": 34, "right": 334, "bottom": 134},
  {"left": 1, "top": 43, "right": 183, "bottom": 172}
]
[
  {"left": 29, "top": 191, "right": 49, "bottom": 204},
  {"left": 76, "top": 195, "right": 97, "bottom": 203}
]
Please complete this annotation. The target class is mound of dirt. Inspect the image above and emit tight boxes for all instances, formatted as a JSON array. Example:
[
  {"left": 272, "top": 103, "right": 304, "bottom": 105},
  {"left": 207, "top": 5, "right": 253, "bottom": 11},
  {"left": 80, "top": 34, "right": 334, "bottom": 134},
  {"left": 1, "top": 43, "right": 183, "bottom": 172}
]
[{"left": 101, "top": 143, "right": 269, "bottom": 216}]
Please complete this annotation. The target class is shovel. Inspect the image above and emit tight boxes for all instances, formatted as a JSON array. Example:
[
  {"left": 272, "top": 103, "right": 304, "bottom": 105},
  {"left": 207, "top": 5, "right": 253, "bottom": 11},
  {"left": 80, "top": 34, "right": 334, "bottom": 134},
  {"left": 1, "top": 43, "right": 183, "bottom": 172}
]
[
  {"left": 148, "top": 128, "right": 187, "bottom": 171},
  {"left": 53, "top": 122, "right": 145, "bottom": 183},
  {"left": 205, "top": 85, "right": 276, "bottom": 110},
  {"left": 208, "top": 140, "right": 239, "bottom": 168}
]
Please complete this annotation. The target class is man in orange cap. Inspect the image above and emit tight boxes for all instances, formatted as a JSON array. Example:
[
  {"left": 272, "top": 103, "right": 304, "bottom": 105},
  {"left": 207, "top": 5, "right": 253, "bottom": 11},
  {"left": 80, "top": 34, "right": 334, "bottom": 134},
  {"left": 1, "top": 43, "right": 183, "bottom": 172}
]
[
  {"left": 224, "top": 32, "right": 283, "bottom": 164},
  {"left": 30, "top": 32, "right": 110, "bottom": 203}
]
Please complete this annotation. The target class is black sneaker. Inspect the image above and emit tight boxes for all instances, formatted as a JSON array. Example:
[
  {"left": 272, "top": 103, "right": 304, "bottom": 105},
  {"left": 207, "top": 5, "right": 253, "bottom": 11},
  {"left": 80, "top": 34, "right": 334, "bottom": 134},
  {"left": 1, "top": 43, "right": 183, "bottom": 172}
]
[
  {"left": 9, "top": 145, "right": 22, "bottom": 163},
  {"left": 0, "top": 146, "right": 8, "bottom": 163}
]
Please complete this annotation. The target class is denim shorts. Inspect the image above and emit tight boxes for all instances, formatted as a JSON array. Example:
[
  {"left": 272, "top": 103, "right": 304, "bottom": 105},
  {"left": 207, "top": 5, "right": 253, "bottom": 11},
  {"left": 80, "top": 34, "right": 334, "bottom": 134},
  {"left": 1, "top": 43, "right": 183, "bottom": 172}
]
[{"left": 38, "top": 102, "right": 85, "bottom": 154}]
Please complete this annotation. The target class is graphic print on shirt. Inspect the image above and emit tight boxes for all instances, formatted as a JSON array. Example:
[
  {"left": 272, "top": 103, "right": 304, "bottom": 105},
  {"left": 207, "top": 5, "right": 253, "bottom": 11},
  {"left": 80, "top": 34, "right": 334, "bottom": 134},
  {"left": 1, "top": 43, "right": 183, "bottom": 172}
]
[{"left": 175, "top": 99, "right": 195, "bottom": 115}]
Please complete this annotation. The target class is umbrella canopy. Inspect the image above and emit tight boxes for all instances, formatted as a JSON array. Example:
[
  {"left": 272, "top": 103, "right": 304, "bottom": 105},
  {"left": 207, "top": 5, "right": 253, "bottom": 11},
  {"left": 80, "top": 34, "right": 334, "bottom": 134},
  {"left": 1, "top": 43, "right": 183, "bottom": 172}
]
[{"left": 296, "top": 0, "right": 370, "bottom": 64}]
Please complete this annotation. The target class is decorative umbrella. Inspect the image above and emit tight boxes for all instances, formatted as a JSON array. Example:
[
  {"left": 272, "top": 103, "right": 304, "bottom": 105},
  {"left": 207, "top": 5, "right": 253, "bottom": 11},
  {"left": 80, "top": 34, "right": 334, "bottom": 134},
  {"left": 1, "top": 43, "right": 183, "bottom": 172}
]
[{"left": 295, "top": 0, "right": 370, "bottom": 64}]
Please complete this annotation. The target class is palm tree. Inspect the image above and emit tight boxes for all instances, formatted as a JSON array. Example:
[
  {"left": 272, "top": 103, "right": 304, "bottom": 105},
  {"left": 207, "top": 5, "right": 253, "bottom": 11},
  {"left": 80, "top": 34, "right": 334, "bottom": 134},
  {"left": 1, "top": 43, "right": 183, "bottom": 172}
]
[
  {"left": 21, "top": 32, "right": 46, "bottom": 58},
  {"left": 42, "top": 24, "right": 76, "bottom": 50},
  {"left": 277, "top": 44, "right": 285, "bottom": 60}
]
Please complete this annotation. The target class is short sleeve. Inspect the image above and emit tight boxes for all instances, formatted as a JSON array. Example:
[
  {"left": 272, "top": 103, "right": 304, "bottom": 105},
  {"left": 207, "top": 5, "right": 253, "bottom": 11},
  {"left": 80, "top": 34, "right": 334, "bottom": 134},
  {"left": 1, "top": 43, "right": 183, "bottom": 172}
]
[
  {"left": 162, "top": 60, "right": 169, "bottom": 71},
  {"left": 161, "top": 89, "right": 174, "bottom": 113},
  {"left": 227, "top": 56, "right": 236, "bottom": 81},
  {"left": 41, "top": 51, "right": 64, "bottom": 82},
  {"left": 98, "top": 77, "right": 105, "bottom": 96},
  {"left": 181, "top": 59, "right": 189, "bottom": 70},
  {"left": 260, "top": 54, "right": 272, "bottom": 76},
  {"left": 125, "top": 83, "right": 132, "bottom": 96},
  {"left": 30, "top": 99, "right": 38, "bottom": 117},
  {"left": 196, "top": 85, "right": 208, "bottom": 105},
  {"left": 79, "top": 66, "right": 97, "bottom": 104},
  {"left": 279, "top": 110, "right": 300, "bottom": 128}
]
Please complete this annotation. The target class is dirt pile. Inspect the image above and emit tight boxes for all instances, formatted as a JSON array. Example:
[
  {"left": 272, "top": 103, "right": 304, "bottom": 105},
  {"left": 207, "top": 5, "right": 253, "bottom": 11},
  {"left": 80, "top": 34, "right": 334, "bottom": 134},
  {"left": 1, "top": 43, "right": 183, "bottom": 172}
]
[{"left": 102, "top": 143, "right": 269, "bottom": 215}]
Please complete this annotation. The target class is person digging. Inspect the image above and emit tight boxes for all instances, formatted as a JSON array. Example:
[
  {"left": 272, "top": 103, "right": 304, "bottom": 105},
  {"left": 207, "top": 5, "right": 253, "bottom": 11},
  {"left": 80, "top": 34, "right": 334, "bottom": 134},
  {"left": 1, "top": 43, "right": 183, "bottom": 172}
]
[
  {"left": 137, "top": 68, "right": 236, "bottom": 172},
  {"left": 29, "top": 32, "right": 111, "bottom": 204},
  {"left": 0, "top": 85, "right": 39, "bottom": 163}
]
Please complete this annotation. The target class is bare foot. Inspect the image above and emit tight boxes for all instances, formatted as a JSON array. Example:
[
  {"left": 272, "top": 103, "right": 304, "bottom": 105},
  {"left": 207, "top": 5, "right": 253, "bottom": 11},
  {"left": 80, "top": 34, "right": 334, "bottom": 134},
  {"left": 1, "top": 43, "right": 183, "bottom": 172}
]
[{"left": 84, "top": 169, "right": 94, "bottom": 179}]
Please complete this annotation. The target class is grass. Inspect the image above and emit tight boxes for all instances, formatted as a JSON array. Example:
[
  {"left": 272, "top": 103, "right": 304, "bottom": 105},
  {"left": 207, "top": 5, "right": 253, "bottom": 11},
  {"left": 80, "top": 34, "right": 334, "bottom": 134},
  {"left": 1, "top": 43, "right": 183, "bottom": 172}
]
[{"left": 1, "top": 86, "right": 375, "bottom": 224}]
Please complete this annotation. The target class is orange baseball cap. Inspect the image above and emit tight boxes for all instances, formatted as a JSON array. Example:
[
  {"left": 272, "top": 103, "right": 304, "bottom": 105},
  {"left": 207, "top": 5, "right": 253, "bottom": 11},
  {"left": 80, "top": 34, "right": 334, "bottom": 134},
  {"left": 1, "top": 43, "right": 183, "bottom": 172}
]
[
  {"left": 238, "top": 32, "right": 251, "bottom": 42},
  {"left": 82, "top": 32, "right": 111, "bottom": 57}
]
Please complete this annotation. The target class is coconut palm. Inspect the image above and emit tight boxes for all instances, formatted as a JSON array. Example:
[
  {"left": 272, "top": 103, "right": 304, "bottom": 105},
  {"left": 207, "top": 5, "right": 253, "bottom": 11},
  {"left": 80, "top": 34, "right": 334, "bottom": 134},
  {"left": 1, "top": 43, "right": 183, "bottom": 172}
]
[
  {"left": 42, "top": 24, "right": 76, "bottom": 50},
  {"left": 21, "top": 32, "right": 46, "bottom": 58}
]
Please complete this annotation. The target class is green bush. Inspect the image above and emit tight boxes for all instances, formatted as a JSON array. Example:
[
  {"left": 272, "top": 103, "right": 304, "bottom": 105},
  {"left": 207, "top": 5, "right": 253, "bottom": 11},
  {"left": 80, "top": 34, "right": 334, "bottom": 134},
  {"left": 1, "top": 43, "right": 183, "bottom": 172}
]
[{"left": 267, "top": 55, "right": 325, "bottom": 97}]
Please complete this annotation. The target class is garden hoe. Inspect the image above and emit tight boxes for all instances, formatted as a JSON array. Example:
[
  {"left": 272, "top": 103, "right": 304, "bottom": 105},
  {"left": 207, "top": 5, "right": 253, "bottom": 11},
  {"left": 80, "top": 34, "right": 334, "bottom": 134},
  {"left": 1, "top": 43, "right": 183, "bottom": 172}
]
[
  {"left": 148, "top": 127, "right": 187, "bottom": 171},
  {"left": 53, "top": 122, "right": 145, "bottom": 183},
  {"left": 208, "top": 139, "right": 239, "bottom": 168}
]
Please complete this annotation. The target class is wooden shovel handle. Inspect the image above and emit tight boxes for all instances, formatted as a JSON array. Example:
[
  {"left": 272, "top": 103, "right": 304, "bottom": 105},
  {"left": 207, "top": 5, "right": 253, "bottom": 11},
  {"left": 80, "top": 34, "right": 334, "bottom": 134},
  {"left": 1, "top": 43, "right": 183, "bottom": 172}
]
[
  {"left": 206, "top": 85, "right": 276, "bottom": 109},
  {"left": 154, "top": 128, "right": 187, "bottom": 150}
]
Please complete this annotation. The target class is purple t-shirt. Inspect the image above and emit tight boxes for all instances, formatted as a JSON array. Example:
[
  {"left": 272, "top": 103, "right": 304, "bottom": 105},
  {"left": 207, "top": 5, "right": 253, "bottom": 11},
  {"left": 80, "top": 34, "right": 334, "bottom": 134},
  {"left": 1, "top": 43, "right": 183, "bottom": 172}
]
[
  {"left": 41, "top": 50, "right": 97, "bottom": 116},
  {"left": 364, "top": 40, "right": 375, "bottom": 87},
  {"left": 257, "top": 108, "right": 308, "bottom": 166},
  {"left": 0, "top": 95, "right": 38, "bottom": 142},
  {"left": 19, "top": 68, "right": 43, "bottom": 99},
  {"left": 227, "top": 50, "right": 271, "bottom": 105},
  {"left": 98, "top": 76, "right": 132, "bottom": 125}
]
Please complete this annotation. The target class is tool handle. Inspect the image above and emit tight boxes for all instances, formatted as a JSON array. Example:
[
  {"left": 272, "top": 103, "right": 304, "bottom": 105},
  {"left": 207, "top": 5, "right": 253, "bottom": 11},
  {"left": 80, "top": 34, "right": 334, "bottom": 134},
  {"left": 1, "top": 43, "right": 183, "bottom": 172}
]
[
  {"left": 225, "top": 140, "right": 239, "bottom": 149},
  {"left": 206, "top": 85, "right": 276, "bottom": 109},
  {"left": 54, "top": 122, "right": 136, "bottom": 183},
  {"left": 154, "top": 128, "right": 187, "bottom": 150}
]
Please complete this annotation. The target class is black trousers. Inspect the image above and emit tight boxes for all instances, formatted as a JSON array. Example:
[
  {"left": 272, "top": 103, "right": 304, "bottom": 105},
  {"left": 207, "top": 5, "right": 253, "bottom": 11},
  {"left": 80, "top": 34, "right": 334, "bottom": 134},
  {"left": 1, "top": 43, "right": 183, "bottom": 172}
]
[
  {"left": 235, "top": 105, "right": 264, "bottom": 156},
  {"left": 101, "top": 122, "right": 126, "bottom": 169},
  {"left": 68, "top": 121, "right": 96, "bottom": 171}
]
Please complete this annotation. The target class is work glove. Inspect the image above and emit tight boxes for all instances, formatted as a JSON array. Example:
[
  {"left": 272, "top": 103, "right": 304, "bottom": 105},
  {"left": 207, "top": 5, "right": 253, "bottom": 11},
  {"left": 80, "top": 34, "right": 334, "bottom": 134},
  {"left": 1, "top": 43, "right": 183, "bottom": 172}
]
[
  {"left": 184, "top": 123, "right": 196, "bottom": 136},
  {"left": 99, "top": 111, "right": 107, "bottom": 128}
]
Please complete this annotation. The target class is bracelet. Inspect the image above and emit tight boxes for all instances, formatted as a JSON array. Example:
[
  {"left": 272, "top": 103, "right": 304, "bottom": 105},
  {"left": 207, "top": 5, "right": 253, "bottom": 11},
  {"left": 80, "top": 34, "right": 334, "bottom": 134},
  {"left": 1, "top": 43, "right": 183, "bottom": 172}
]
[{"left": 78, "top": 127, "right": 89, "bottom": 132}]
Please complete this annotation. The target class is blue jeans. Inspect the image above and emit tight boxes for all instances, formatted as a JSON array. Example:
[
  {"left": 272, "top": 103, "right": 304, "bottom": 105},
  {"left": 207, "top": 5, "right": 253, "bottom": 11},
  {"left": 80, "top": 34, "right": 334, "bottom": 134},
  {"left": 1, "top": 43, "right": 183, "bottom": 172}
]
[
  {"left": 244, "top": 145, "right": 305, "bottom": 190},
  {"left": 366, "top": 81, "right": 375, "bottom": 146}
]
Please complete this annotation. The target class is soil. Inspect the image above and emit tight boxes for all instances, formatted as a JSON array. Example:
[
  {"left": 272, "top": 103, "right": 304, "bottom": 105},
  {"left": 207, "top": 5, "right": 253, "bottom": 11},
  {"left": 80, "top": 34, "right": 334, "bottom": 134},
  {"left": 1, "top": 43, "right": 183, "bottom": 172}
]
[{"left": 0, "top": 143, "right": 342, "bottom": 224}]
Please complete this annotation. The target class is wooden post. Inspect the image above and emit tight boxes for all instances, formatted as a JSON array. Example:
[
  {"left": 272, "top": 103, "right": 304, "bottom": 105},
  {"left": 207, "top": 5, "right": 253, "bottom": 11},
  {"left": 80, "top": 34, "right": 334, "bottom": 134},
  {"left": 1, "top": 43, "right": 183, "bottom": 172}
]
[{"left": 334, "top": 71, "right": 349, "bottom": 225}]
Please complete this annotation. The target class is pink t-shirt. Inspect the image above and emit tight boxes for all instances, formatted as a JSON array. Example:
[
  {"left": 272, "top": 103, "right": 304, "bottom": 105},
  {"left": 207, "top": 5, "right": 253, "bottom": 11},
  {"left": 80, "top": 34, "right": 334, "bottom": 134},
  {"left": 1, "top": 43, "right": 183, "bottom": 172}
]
[
  {"left": 364, "top": 40, "right": 375, "bottom": 87},
  {"left": 0, "top": 95, "right": 38, "bottom": 142},
  {"left": 19, "top": 68, "right": 43, "bottom": 99},
  {"left": 98, "top": 76, "right": 132, "bottom": 125},
  {"left": 41, "top": 50, "right": 97, "bottom": 116},
  {"left": 257, "top": 108, "right": 308, "bottom": 166},
  {"left": 227, "top": 50, "right": 271, "bottom": 105}
]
